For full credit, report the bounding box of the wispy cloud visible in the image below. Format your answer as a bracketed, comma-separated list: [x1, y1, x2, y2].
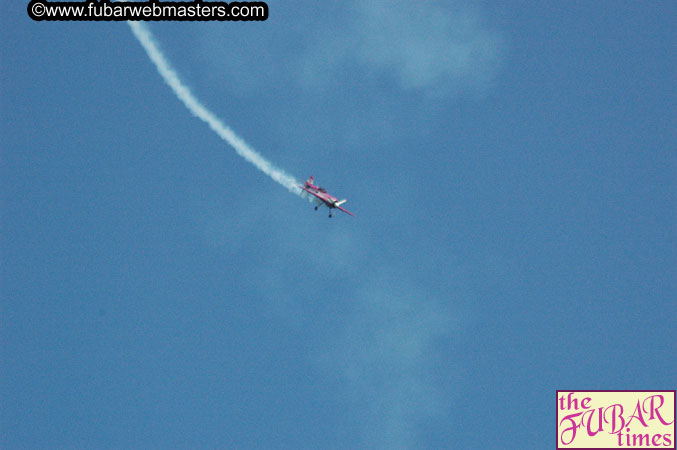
[188, 182, 461, 448]
[298, 0, 503, 96]
[317, 271, 459, 449]
[197, 1, 503, 98]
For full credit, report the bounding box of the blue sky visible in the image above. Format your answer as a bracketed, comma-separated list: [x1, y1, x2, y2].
[2, 1, 675, 449]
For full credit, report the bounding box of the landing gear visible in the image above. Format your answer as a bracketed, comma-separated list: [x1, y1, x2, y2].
[314, 206, 318, 210]
[329, 212, 333, 218]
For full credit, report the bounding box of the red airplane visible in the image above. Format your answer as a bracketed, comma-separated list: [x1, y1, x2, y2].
[300, 176, 354, 218]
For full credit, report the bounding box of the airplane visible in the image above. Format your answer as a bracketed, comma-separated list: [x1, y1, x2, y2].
[300, 176, 354, 218]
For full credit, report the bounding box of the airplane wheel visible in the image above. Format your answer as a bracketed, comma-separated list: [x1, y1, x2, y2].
[314, 206, 318, 210]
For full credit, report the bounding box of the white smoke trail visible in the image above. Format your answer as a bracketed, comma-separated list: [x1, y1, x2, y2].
[127, 21, 301, 194]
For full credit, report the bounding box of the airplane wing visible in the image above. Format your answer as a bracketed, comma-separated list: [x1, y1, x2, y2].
[300, 185, 325, 200]
[336, 205, 355, 216]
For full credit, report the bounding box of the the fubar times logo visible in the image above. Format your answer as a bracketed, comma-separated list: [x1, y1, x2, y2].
[557, 390, 675, 449]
